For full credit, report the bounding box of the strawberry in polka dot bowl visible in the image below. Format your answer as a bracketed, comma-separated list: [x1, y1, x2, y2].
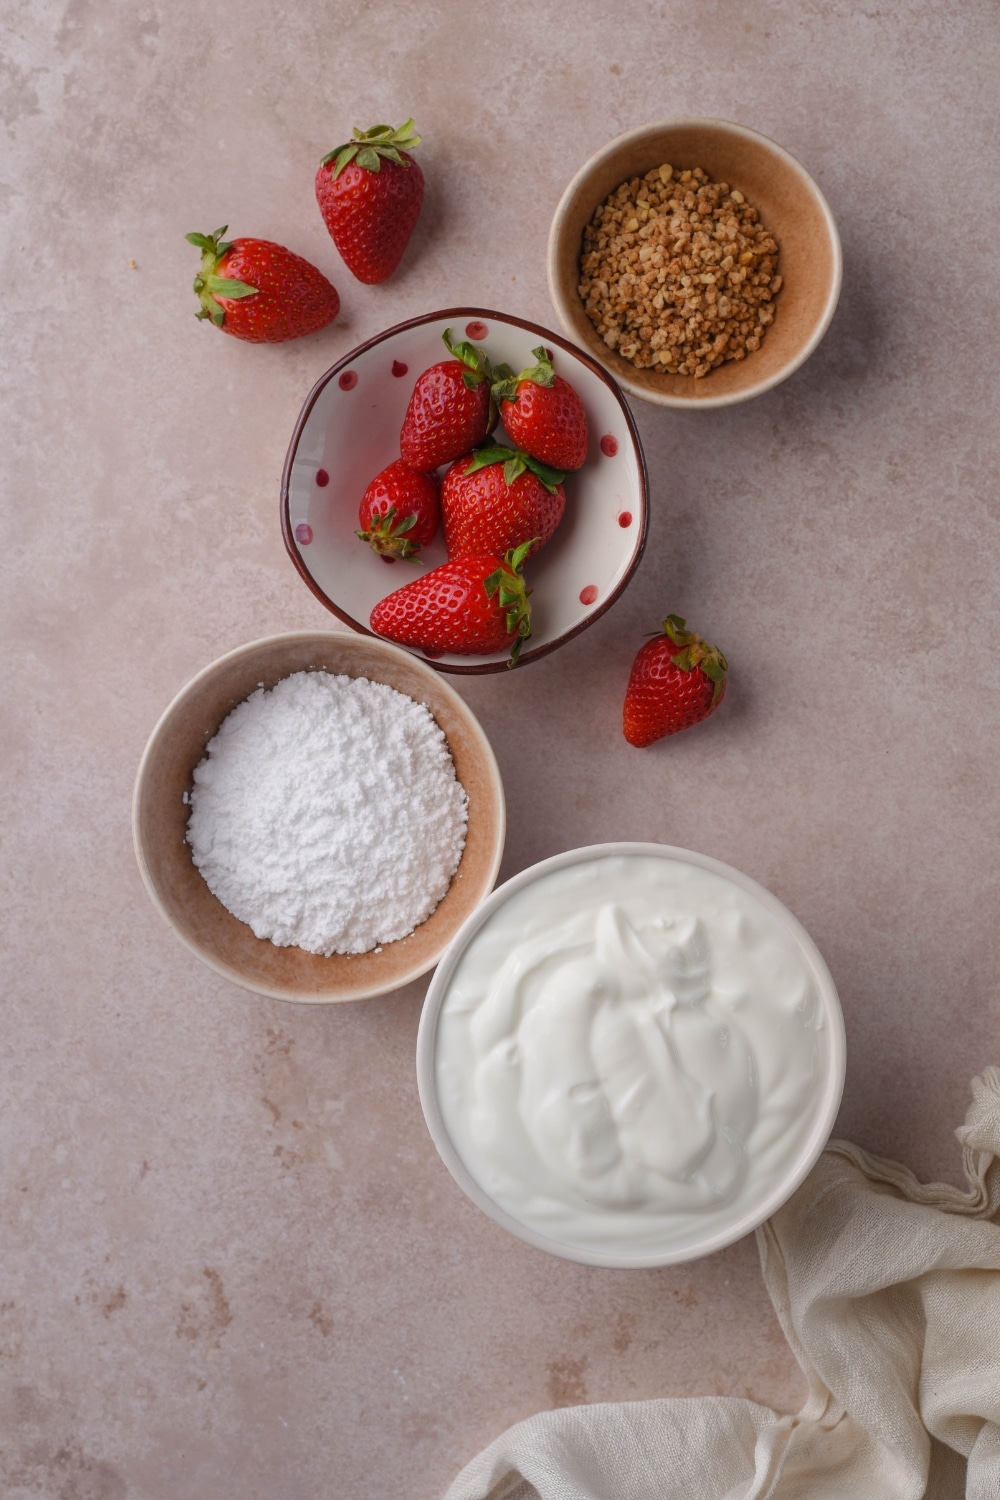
[280, 308, 647, 673]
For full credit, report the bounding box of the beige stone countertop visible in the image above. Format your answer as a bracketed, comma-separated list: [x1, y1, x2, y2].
[4, 2, 999, 1496]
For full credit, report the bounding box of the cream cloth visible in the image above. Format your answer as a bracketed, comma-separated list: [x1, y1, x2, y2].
[445, 1068, 1000, 1500]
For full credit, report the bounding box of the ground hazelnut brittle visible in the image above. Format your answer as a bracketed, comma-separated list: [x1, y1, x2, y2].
[578, 164, 782, 378]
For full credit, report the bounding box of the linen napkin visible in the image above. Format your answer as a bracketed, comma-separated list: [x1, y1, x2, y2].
[445, 1067, 1000, 1500]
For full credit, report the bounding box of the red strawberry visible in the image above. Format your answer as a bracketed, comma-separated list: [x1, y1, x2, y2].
[623, 615, 728, 746]
[315, 120, 424, 285]
[186, 227, 339, 343]
[399, 329, 497, 472]
[492, 346, 589, 471]
[356, 459, 440, 561]
[441, 446, 565, 560]
[370, 543, 534, 665]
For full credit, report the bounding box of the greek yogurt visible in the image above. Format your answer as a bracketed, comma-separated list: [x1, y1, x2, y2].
[423, 846, 844, 1264]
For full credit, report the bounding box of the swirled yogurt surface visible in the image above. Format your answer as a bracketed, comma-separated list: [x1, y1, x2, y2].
[432, 851, 839, 1259]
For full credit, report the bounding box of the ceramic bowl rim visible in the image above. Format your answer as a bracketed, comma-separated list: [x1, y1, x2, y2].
[547, 116, 843, 410]
[279, 306, 649, 673]
[416, 840, 847, 1268]
[132, 630, 506, 1003]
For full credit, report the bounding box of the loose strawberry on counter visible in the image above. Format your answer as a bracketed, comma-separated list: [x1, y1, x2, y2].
[186, 227, 340, 342]
[400, 329, 497, 472]
[442, 446, 565, 560]
[623, 615, 728, 746]
[370, 542, 534, 665]
[315, 120, 424, 285]
[356, 459, 440, 561]
[492, 346, 589, 471]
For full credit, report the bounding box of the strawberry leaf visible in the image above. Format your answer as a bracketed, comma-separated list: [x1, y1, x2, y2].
[442, 327, 490, 385]
[489, 363, 520, 405]
[189, 230, 259, 327]
[493, 347, 558, 407]
[389, 119, 422, 151]
[520, 453, 565, 492]
[185, 226, 232, 254]
[670, 646, 700, 672]
[515, 345, 556, 389]
[508, 539, 535, 573]
[662, 614, 690, 644]
[464, 445, 515, 475]
[322, 142, 358, 173]
[356, 505, 424, 561]
[482, 543, 534, 665]
[462, 445, 564, 493]
[657, 612, 728, 690]
[502, 454, 528, 486]
[323, 121, 422, 176]
[204, 275, 258, 299]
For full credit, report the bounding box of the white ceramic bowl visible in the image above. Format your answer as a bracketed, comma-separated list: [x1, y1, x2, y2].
[548, 118, 842, 409]
[133, 631, 505, 1003]
[281, 308, 648, 673]
[417, 842, 846, 1267]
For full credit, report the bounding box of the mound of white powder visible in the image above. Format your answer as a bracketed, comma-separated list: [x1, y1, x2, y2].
[185, 671, 469, 956]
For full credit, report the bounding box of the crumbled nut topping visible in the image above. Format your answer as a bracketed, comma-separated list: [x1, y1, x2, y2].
[578, 165, 783, 379]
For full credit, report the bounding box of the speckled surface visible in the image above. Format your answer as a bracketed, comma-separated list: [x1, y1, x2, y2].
[3, 2, 999, 1496]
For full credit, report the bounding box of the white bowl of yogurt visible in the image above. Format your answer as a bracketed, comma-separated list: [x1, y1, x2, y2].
[416, 843, 846, 1268]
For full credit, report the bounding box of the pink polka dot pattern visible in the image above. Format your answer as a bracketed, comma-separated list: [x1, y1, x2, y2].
[315, 469, 329, 487]
[339, 370, 358, 390]
[465, 321, 488, 340]
[294, 523, 313, 545]
[579, 584, 598, 605]
[391, 360, 408, 377]
[618, 511, 633, 528]
[600, 434, 619, 457]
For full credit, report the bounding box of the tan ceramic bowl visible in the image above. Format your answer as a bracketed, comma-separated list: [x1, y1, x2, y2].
[132, 632, 505, 1003]
[548, 117, 842, 409]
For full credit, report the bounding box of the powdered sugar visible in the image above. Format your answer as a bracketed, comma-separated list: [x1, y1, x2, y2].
[186, 671, 468, 956]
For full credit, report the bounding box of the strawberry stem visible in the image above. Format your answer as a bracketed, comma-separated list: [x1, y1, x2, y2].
[355, 505, 424, 562]
[491, 345, 556, 405]
[483, 542, 535, 666]
[321, 120, 422, 177]
[659, 614, 729, 705]
[463, 444, 565, 493]
[442, 327, 492, 390]
[186, 227, 257, 327]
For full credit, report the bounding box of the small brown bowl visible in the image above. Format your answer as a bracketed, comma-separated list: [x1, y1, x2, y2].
[548, 117, 842, 409]
[132, 632, 505, 1003]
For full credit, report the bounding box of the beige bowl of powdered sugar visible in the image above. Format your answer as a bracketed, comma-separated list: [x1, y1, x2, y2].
[133, 632, 505, 1003]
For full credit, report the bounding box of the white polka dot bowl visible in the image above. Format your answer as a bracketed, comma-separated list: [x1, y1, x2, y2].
[281, 308, 648, 674]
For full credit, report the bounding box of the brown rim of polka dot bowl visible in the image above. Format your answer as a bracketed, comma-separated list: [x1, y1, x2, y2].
[547, 118, 842, 409]
[280, 308, 648, 675]
[132, 631, 506, 1004]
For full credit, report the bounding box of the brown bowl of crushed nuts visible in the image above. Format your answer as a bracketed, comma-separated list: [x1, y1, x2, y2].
[548, 117, 841, 408]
